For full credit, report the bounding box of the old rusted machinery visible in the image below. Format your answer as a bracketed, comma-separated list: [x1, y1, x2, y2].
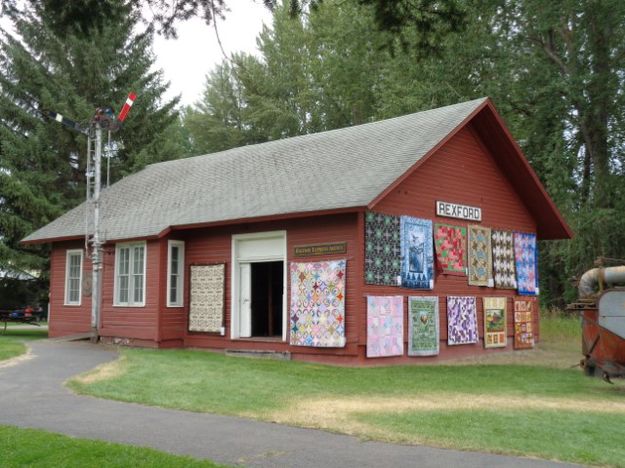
[569, 264, 625, 381]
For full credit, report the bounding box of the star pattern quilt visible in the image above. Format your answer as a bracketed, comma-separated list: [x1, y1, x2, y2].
[366, 296, 404, 357]
[434, 224, 467, 275]
[447, 296, 478, 345]
[491, 230, 517, 289]
[365, 211, 401, 286]
[408, 296, 439, 356]
[289, 259, 347, 347]
[400, 216, 434, 289]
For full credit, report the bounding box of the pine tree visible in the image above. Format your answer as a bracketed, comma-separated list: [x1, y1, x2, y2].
[0, 1, 180, 278]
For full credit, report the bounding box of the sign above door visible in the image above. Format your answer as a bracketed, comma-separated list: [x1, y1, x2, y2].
[294, 242, 347, 257]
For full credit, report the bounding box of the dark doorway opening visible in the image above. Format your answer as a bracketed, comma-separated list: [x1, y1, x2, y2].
[251, 261, 283, 337]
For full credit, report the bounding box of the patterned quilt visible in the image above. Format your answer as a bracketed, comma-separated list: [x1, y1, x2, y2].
[468, 225, 493, 286]
[447, 296, 478, 345]
[365, 211, 401, 286]
[188, 264, 225, 332]
[483, 296, 507, 348]
[290, 259, 347, 347]
[434, 224, 467, 275]
[366, 296, 404, 357]
[513, 297, 535, 349]
[514, 232, 538, 295]
[400, 216, 434, 289]
[491, 230, 517, 289]
[408, 296, 439, 356]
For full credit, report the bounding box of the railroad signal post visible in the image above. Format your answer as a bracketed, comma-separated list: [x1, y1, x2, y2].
[45, 93, 136, 340]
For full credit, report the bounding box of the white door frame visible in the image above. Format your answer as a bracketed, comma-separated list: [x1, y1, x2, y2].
[231, 230, 287, 341]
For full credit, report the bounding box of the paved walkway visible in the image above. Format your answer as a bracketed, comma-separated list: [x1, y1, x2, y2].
[0, 340, 576, 467]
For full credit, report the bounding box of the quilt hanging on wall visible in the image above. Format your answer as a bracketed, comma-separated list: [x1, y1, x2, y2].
[513, 298, 535, 349]
[468, 225, 493, 286]
[482, 297, 507, 348]
[447, 296, 478, 345]
[491, 230, 517, 289]
[188, 264, 225, 332]
[400, 216, 434, 289]
[365, 211, 401, 286]
[289, 259, 347, 348]
[434, 224, 467, 275]
[408, 296, 439, 356]
[366, 296, 404, 357]
[514, 232, 538, 295]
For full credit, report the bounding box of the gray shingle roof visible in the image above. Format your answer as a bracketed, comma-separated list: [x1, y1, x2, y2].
[23, 98, 487, 243]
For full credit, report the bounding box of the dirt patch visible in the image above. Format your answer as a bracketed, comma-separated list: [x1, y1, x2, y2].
[0, 345, 34, 369]
[268, 393, 625, 434]
[72, 355, 127, 384]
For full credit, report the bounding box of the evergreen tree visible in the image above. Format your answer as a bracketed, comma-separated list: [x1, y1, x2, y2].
[0, 1, 180, 277]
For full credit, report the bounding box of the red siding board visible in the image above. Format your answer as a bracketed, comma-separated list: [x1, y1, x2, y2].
[49, 241, 91, 337]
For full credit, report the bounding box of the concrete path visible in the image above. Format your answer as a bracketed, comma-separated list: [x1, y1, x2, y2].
[0, 340, 576, 468]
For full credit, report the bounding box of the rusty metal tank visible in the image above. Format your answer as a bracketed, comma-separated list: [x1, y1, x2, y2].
[572, 266, 625, 380]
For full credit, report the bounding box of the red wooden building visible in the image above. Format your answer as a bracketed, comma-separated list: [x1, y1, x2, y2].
[23, 98, 571, 364]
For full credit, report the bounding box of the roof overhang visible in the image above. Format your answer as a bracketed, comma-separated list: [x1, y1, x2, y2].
[21, 206, 366, 245]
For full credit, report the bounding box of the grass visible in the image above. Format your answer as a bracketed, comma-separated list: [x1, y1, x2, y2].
[0, 327, 48, 362]
[358, 409, 625, 467]
[0, 425, 225, 467]
[69, 314, 625, 466]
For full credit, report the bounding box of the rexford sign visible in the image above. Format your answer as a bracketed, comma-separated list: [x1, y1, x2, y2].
[436, 201, 482, 222]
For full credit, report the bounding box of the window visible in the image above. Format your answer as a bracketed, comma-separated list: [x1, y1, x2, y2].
[64, 250, 83, 305]
[167, 240, 185, 307]
[114, 242, 146, 306]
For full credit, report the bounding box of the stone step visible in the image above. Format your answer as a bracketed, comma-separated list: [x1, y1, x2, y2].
[224, 349, 291, 361]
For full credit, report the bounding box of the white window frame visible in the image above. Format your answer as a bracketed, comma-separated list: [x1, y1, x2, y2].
[113, 241, 147, 307]
[64, 249, 83, 306]
[166, 240, 185, 307]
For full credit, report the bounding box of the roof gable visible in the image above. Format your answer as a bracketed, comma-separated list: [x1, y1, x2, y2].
[369, 100, 572, 240]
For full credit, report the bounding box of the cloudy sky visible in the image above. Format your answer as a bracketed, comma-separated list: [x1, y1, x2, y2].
[152, 2, 273, 107]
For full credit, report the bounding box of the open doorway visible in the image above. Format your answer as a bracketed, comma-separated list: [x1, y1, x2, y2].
[232, 231, 287, 341]
[250, 261, 283, 337]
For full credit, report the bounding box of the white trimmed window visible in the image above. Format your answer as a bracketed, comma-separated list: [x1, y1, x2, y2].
[114, 242, 146, 306]
[167, 240, 185, 307]
[64, 249, 83, 305]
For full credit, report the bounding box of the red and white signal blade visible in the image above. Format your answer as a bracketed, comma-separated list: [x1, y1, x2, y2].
[117, 92, 136, 122]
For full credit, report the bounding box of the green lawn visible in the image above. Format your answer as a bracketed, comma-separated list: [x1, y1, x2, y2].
[0, 425, 225, 467]
[69, 314, 625, 466]
[0, 328, 48, 361]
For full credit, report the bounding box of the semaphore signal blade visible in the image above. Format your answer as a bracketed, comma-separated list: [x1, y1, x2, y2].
[46, 110, 88, 135]
[117, 92, 136, 123]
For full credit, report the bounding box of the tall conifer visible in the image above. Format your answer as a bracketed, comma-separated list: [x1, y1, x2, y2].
[0, 1, 179, 277]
